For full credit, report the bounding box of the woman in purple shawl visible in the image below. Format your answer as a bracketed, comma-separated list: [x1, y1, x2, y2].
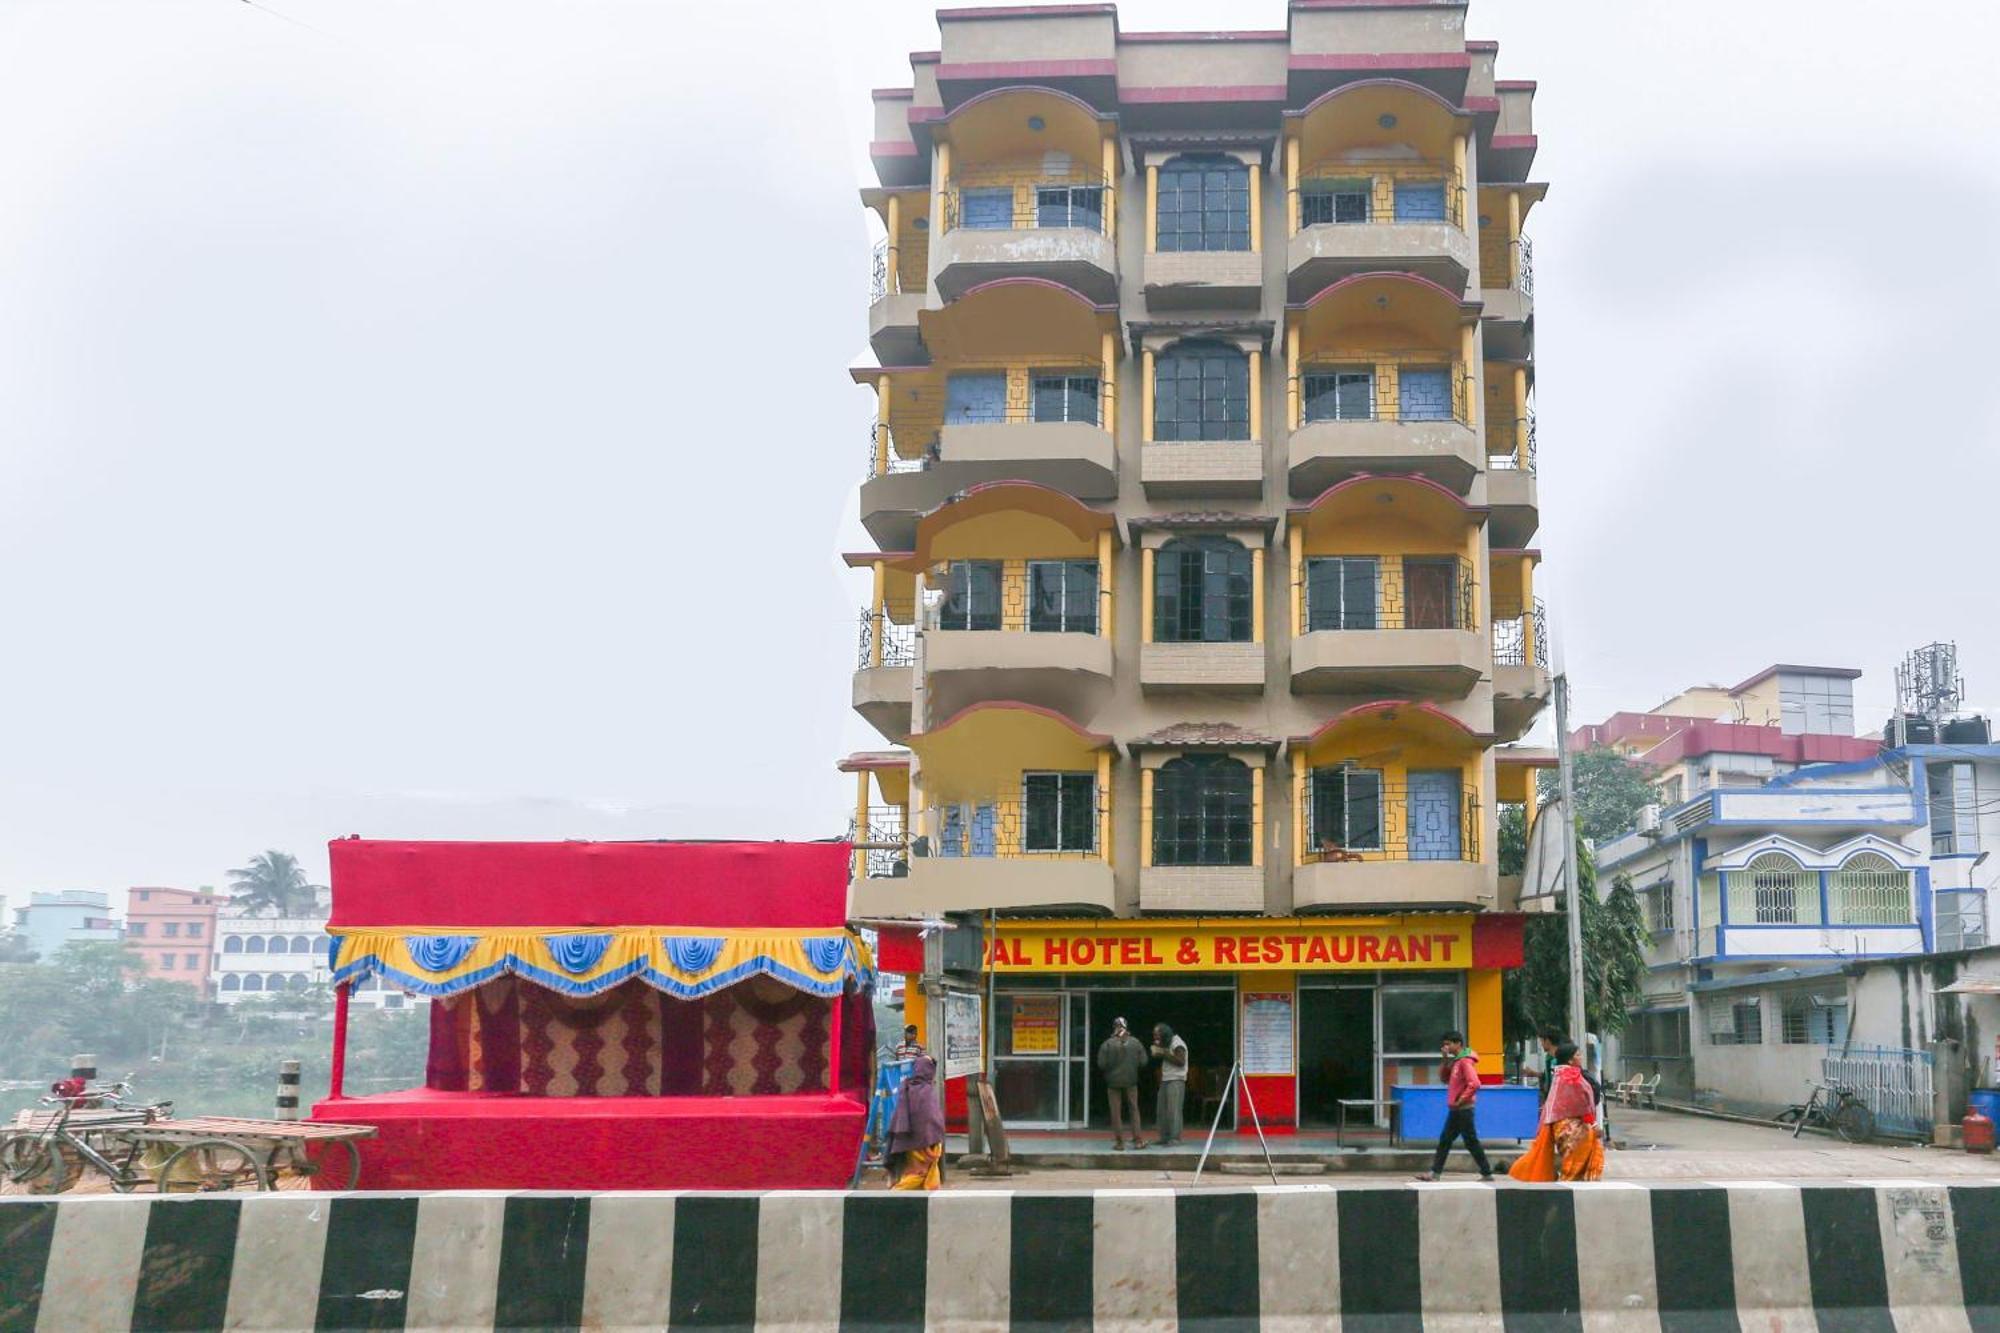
[887, 1054, 946, 1190]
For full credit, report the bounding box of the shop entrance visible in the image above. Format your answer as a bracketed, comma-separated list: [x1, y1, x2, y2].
[1297, 987, 1375, 1127]
[1081, 987, 1236, 1134]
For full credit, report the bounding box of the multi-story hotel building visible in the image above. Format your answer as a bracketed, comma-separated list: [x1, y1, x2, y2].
[843, 1, 1549, 1132]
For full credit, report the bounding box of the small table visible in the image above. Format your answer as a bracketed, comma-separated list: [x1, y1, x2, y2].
[1335, 1098, 1396, 1147]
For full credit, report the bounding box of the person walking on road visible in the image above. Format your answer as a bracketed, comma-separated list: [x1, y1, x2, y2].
[1510, 1041, 1605, 1181]
[1097, 1017, 1148, 1149]
[1416, 1030, 1492, 1181]
[1151, 1023, 1189, 1146]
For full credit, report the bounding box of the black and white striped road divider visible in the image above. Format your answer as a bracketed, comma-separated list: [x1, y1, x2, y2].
[3, 1181, 1997, 1331]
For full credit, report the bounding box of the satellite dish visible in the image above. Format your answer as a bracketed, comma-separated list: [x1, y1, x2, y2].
[1520, 796, 1570, 906]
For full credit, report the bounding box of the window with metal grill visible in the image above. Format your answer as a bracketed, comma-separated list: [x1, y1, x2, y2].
[1736, 851, 1816, 924]
[1153, 536, 1252, 643]
[1779, 990, 1849, 1046]
[1152, 754, 1253, 867]
[1302, 368, 1374, 422]
[1300, 181, 1371, 227]
[1305, 556, 1378, 631]
[1031, 371, 1100, 425]
[1393, 179, 1447, 222]
[1153, 341, 1250, 441]
[1036, 185, 1103, 231]
[937, 560, 1002, 631]
[1829, 852, 1913, 925]
[1027, 560, 1098, 634]
[1155, 154, 1250, 253]
[1310, 766, 1384, 853]
[1023, 773, 1096, 853]
[1704, 994, 1762, 1046]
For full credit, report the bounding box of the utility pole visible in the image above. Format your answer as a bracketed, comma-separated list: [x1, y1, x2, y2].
[1552, 671, 1587, 1046]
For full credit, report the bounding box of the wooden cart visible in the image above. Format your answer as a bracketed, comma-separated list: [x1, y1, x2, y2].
[5, 1108, 376, 1193]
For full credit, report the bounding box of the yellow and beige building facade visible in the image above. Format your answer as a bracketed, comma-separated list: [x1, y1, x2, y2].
[845, 1, 1548, 1131]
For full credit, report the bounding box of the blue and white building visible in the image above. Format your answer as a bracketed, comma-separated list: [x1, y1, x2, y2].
[1599, 743, 1998, 1121]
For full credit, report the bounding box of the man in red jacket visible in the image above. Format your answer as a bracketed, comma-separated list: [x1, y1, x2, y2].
[1417, 1029, 1493, 1181]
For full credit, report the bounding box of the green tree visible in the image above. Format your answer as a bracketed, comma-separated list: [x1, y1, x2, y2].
[1497, 805, 1527, 877]
[0, 933, 36, 965]
[1541, 745, 1657, 845]
[228, 850, 321, 917]
[1503, 846, 1649, 1043]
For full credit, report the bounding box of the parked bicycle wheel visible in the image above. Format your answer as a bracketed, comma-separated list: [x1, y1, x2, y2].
[156, 1139, 271, 1193]
[0, 1136, 81, 1195]
[1834, 1099, 1875, 1144]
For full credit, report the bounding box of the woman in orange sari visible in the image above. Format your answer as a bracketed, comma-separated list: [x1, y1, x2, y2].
[1509, 1042, 1605, 1182]
[887, 1055, 946, 1190]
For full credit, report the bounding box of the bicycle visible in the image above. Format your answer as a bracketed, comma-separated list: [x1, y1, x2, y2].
[1776, 1080, 1875, 1143]
[0, 1077, 196, 1195]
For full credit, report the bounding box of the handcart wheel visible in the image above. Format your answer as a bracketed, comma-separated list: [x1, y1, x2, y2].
[157, 1138, 272, 1193]
[271, 1139, 361, 1191]
[0, 1134, 77, 1194]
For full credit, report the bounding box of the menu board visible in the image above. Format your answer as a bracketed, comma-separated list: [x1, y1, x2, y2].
[943, 990, 985, 1081]
[1010, 996, 1062, 1055]
[1241, 991, 1295, 1076]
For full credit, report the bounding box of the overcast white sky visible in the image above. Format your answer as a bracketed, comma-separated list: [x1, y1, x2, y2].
[1, 0, 1995, 898]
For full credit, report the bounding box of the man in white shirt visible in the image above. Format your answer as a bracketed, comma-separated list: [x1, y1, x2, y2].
[1151, 1023, 1190, 1146]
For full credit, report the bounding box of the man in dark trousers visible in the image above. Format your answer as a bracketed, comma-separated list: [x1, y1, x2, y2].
[1096, 1017, 1148, 1150]
[1417, 1029, 1492, 1181]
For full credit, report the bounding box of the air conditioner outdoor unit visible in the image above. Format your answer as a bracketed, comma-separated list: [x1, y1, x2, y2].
[1637, 804, 1663, 836]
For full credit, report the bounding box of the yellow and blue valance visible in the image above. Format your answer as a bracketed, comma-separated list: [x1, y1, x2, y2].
[329, 928, 875, 1000]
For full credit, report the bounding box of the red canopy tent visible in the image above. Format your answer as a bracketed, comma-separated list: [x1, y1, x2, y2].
[308, 838, 874, 1190]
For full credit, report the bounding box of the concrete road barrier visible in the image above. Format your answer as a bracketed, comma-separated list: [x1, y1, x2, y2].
[3, 1181, 1997, 1330]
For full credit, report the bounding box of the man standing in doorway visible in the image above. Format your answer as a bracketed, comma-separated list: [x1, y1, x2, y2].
[1151, 1023, 1189, 1146]
[1417, 1030, 1493, 1181]
[1097, 1017, 1148, 1150]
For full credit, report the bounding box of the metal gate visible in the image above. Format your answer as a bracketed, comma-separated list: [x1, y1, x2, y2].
[1822, 1046, 1933, 1137]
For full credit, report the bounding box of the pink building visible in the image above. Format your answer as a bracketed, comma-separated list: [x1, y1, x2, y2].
[125, 887, 221, 994]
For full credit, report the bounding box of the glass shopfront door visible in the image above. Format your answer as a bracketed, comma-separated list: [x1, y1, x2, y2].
[992, 991, 1090, 1128]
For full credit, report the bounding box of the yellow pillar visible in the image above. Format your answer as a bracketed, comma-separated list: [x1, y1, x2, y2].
[1101, 331, 1117, 435]
[1291, 750, 1306, 865]
[1097, 530, 1114, 636]
[1523, 769, 1540, 830]
[1247, 161, 1262, 252]
[868, 560, 887, 668]
[1141, 347, 1155, 442]
[1506, 189, 1522, 285]
[936, 141, 951, 229]
[1140, 768, 1155, 869]
[1248, 348, 1263, 441]
[1251, 765, 1265, 868]
[1451, 134, 1468, 228]
[1468, 969, 1504, 1077]
[852, 771, 870, 881]
[1458, 324, 1476, 428]
[1145, 164, 1159, 252]
[885, 194, 901, 294]
[1101, 134, 1118, 241]
[1097, 750, 1113, 867]
[1513, 365, 1530, 464]
[1285, 136, 1300, 236]
[875, 374, 892, 476]
[904, 986, 927, 1044]
[1251, 546, 1266, 644]
[1140, 546, 1155, 644]
[1287, 523, 1303, 636]
[1285, 324, 1300, 430]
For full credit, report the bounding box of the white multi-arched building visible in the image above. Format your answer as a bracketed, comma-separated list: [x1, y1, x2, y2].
[211, 915, 410, 1009]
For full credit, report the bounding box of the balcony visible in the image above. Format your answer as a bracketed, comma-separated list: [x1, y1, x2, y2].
[1290, 555, 1483, 697]
[853, 610, 915, 743]
[923, 594, 1113, 724]
[1480, 234, 1534, 359]
[1293, 778, 1491, 911]
[1485, 411, 1539, 547]
[1491, 599, 1550, 743]
[868, 238, 927, 365]
[853, 786, 1115, 917]
[934, 174, 1118, 303]
[1286, 176, 1472, 301]
[1287, 360, 1480, 496]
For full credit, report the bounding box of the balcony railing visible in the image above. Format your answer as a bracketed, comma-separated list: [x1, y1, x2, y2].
[1296, 555, 1478, 635]
[869, 238, 927, 302]
[941, 174, 1113, 235]
[1487, 412, 1537, 473]
[865, 419, 930, 480]
[1292, 172, 1467, 232]
[847, 805, 910, 880]
[911, 786, 1107, 862]
[1492, 598, 1548, 669]
[923, 570, 1101, 636]
[857, 609, 916, 669]
[1298, 778, 1481, 865]
[1292, 362, 1472, 429]
[1514, 235, 1534, 300]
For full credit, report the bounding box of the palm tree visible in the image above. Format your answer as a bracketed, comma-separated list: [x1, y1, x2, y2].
[228, 850, 322, 918]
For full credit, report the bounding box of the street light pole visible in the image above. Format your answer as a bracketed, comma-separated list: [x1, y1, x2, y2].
[1552, 671, 1587, 1046]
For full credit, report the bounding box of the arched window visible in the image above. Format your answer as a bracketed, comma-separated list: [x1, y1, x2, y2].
[1153, 340, 1250, 442]
[223, 936, 243, 954]
[287, 973, 309, 992]
[242, 974, 264, 993]
[1156, 154, 1250, 253]
[269, 974, 289, 992]
[1153, 537, 1252, 643]
[291, 935, 313, 954]
[220, 973, 241, 992]
[245, 936, 266, 954]
[1153, 754, 1254, 866]
[1736, 851, 1818, 925]
[1830, 852, 1913, 925]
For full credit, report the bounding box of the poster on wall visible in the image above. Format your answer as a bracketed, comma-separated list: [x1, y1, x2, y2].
[943, 990, 984, 1081]
[1010, 996, 1061, 1055]
[1241, 991, 1295, 1076]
